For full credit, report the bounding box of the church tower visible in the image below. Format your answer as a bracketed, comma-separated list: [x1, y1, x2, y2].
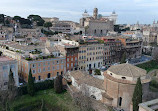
[93, 8, 98, 19]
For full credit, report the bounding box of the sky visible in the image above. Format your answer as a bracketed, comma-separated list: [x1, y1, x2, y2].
[1, 0, 158, 24]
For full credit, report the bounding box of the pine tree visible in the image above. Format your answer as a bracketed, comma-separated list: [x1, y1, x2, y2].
[27, 68, 35, 96]
[54, 75, 63, 93]
[6, 102, 10, 111]
[8, 69, 17, 100]
[120, 52, 126, 64]
[132, 77, 142, 111]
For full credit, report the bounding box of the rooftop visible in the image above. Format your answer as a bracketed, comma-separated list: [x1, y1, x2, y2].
[67, 70, 105, 90]
[108, 63, 147, 78]
[0, 56, 13, 62]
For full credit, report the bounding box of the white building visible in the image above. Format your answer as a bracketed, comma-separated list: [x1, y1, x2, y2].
[0, 56, 19, 90]
[66, 70, 105, 100]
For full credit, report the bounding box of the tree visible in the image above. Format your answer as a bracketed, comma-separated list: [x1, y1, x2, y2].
[44, 22, 52, 30]
[13, 16, 31, 26]
[27, 69, 35, 96]
[0, 14, 5, 25]
[132, 77, 142, 111]
[120, 52, 126, 64]
[94, 69, 101, 75]
[28, 15, 45, 26]
[54, 75, 63, 93]
[6, 102, 10, 111]
[8, 69, 17, 100]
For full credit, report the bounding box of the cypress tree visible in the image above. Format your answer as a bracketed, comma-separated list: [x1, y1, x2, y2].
[8, 68, 17, 100]
[54, 75, 63, 93]
[27, 68, 35, 96]
[120, 52, 126, 64]
[132, 77, 142, 111]
[8, 69, 15, 91]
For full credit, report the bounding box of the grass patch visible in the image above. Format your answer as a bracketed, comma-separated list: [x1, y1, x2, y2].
[136, 60, 158, 73]
[6, 89, 79, 111]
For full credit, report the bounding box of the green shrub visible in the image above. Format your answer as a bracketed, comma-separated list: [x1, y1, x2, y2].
[150, 80, 158, 88]
[35, 80, 54, 92]
[18, 80, 54, 95]
[94, 69, 101, 75]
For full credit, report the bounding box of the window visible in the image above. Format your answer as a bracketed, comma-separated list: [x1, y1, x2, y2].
[122, 77, 126, 79]
[38, 63, 41, 67]
[71, 63, 73, 67]
[71, 58, 73, 61]
[61, 65, 63, 69]
[32, 70, 36, 74]
[38, 76, 41, 80]
[3, 72, 8, 78]
[57, 65, 59, 70]
[10, 64, 15, 69]
[67, 58, 69, 62]
[32, 64, 36, 68]
[4, 82, 8, 85]
[57, 72, 59, 76]
[3, 66, 8, 70]
[57, 60, 59, 64]
[94, 29, 96, 34]
[118, 97, 122, 106]
[43, 62, 46, 66]
[38, 68, 41, 73]
[61, 71, 63, 76]
[48, 67, 50, 71]
[47, 73, 51, 78]
[67, 64, 69, 67]
[52, 66, 55, 70]
[75, 57, 77, 61]
[43, 68, 45, 72]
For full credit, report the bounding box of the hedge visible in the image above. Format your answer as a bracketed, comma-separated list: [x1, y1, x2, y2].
[18, 80, 54, 95]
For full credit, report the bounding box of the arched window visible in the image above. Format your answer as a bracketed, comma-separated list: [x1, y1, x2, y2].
[118, 97, 122, 106]
[101, 30, 103, 35]
[94, 29, 96, 34]
[47, 73, 51, 78]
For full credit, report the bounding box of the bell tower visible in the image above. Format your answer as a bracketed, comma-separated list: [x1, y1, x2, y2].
[93, 8, 98, 19]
